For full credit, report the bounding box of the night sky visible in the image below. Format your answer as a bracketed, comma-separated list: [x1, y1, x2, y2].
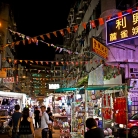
[11, 1, 75, 61]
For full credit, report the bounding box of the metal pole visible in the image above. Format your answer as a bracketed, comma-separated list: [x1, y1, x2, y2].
[125, 84, 128, 138]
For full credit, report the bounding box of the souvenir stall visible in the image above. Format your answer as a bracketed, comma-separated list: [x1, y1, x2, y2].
[0, 91, 27, 134]
[53, 89, 79, 138]
[55, 84, 129, 138]
[55, 88, 85, 138]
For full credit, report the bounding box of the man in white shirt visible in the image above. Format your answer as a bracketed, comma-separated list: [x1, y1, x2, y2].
[41, 105, 52, 138]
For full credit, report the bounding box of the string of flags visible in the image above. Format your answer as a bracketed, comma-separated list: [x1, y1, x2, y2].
[5, 8, 137, 45]
[6, 59, 101, 65]
[7, 29, 78, 55]
[2, 7, 136, 52]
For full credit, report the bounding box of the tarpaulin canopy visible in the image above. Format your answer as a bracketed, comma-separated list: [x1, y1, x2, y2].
[55, 85, 131, 93]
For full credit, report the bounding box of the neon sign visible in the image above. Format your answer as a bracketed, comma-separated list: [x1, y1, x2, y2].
[106, 10, 138, 45]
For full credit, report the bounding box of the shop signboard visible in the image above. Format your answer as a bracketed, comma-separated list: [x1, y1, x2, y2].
[0, 70, 7, 78]
[106, 10, 138, 45]
[49, 84, 60, 89]
[91, 38, 108, 59]
[3, 77, 14, 83]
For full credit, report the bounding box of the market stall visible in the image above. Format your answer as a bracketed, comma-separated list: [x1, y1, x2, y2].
[0, 91, 27, 134]
[55, 84, 130, 138]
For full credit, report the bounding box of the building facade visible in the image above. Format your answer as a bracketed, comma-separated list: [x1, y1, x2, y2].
[0, 2, 16, 90]
[64, 0, 138, 87]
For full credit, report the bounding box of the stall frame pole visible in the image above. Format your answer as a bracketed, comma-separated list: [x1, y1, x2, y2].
[125, 84, 128, 138]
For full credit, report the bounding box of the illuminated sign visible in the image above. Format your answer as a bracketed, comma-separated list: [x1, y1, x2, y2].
[91, 38, 108, 59]
[106, 10, 138, 45]
[49, 84, 60, 89]
[3, 77, 14, 83]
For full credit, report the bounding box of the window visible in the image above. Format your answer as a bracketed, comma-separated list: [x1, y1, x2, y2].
[55, 72, 61, 76]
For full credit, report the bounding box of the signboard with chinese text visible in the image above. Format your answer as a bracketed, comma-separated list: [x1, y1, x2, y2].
[91, 38, 108, 59]
[0, 70, 7, 78]
[106, 10, 138, 45]
[3, 77, 14, 83]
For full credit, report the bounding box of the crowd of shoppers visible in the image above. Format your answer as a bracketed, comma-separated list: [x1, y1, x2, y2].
[11, 105, 53, 138]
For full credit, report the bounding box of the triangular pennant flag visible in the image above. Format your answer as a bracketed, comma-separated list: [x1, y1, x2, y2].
[33, 37, 37, 43]
[46, 33, 50, 39]
[117, 12, 122, 19]
[15, 41, 20, 45]
[82, 22, 86, 29]
[59, 48, 63, 53]
[55, 47, 60, 51]
[40, 61, 43, 65]
[67, 27, 71, 33]
[127, 8, 133, 14]
[14, 60, 17, 64]
[38, 70, 41, 73]
[23, 40, 25, 45]
[74, 25, 78, 32]
[90, 20, 96, 28]
[25, 60, 28, 63]
[59, 30, 64, 36]
[53, 31, 57, 37]
[99, 18, 104, 25]
[36, 61, 38, 64]
[107, 15, 111, 20]
[11, 42, 15, 47]
[28, 38, 32, 44]
[40, 35, 44, 40]
[46, 61, 48, 64]
[19, 60, 22, 63]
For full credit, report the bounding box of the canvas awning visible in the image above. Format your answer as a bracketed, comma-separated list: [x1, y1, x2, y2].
[55, 85, 131, 93]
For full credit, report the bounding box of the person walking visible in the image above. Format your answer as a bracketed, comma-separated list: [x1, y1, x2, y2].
[12, 105, 22, 138]
[34, 107, 40, 129]
[41, 105, 52, 138]
[17, 108, 35, 138]
[46, 107, 54, 133]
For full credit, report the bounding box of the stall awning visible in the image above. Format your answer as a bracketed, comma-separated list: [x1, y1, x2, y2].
[55, 85, 132, 93]
[55, 88, 77, 92]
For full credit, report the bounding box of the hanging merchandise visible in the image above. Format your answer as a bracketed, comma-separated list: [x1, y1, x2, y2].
[114, 97, 126, 124]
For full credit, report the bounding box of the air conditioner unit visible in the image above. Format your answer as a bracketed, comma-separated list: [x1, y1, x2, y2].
[133, 68, 138, 72]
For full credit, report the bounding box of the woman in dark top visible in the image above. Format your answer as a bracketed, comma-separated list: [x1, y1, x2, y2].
[85, 118, 104, 138]
[46, 107, 54, 132]
[17, 108, 35, 138]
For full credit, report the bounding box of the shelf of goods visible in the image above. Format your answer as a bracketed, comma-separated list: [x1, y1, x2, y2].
[71, 102, 84, 138]
[53, 115, 71, 138]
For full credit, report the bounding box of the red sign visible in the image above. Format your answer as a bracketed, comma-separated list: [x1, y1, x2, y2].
[3, 77, 14, 83]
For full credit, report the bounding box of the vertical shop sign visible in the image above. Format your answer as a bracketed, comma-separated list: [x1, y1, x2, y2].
[91, 38, 108, 59]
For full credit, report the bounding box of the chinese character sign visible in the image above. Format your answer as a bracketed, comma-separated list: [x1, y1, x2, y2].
[106, 11, 138, 45]
[3, 77, 14, 83]
[91, 38, 108, 59]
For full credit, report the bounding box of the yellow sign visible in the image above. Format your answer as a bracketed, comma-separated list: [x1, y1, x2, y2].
[0, 70, 7, 78]
[92, 38, 108, 59]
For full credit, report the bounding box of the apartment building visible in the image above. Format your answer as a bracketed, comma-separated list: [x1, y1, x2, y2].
[63, 0, 138, 87]
[0, 2, 16, 90]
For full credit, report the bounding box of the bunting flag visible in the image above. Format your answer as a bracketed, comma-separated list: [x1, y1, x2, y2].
[53, 31, 57, 37]
[59, 29, 64, 36]
[8, 29, 76, 55]
[46, 33, 50, 39]
[4, 58, 105, 66]
[4, 7, 136, 50]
